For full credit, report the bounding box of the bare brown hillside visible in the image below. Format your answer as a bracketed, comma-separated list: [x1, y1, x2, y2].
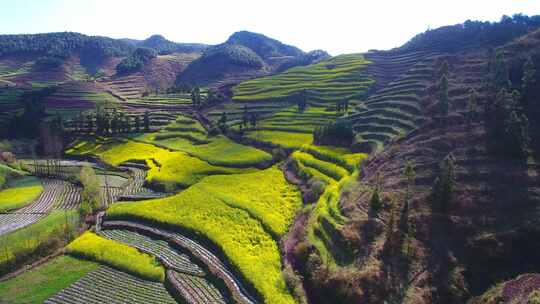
[296, 29, 540, 304]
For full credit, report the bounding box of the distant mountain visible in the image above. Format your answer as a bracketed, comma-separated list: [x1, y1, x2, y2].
[177, 30, 329, 87]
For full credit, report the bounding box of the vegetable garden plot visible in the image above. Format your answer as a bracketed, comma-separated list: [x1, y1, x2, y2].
[102, 220, 257, 304]
[168, 270, 227, 304]
[0, 179, 65, 236]
[44, 266, 176, 304]
[99, 229, 204, 276]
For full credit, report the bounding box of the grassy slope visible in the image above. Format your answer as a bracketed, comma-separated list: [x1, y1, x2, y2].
[67, 231, 165, 282]
[0, 176, 43, 212]
[107, 166, 300, 304]
[0, 255, 98, 304]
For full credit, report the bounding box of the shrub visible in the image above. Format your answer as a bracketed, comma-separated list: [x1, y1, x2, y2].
[313, 122, 354, 147]
[116, 47, 157, 74]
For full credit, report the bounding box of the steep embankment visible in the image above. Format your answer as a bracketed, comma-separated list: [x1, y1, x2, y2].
[300, 27, 540, 304]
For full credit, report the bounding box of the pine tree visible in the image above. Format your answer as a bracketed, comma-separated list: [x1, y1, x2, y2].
[135, 116, 141, 133]
[143, 111, 150, 132]
[438, 74, 449, 115]
[522, 56, 537, 111]
[403, 160, 416, 201]
[491, 50, 511, 90]
[439, 59, 449, 77]
[432, 154, 456, 212]
[467, 88, 478, 123]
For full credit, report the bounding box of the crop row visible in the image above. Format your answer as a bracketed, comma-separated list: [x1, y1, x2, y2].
[0, 179, 65, 235]
[102, 220, 257, 304]
[99, 229, 204, 276]
[168, 270, 227, 304]
[44, 266, 176, 304]
[53, 182, 82, 210]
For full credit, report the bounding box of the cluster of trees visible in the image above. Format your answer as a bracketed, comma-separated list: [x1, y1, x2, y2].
[0, 32, 133, 60]
[116, 47, 157, 74]
[6, 86, 57, 138]
[137, 34, 207, 55]
[218, 106, 259, 134]
[485, 50, 535, 158]
[69, 108, 150, 135]
[313, 122, 354, 147]
[403, 14, 540, 52]
[78, 165, 102, 219]
[190, 87, 227, 109]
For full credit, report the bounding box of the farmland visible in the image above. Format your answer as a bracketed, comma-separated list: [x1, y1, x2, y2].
[106, 165, 301, 304]
[0, 176, 43, 212]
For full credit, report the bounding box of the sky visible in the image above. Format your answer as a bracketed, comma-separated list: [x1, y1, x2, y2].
[0, 0, 538, 55]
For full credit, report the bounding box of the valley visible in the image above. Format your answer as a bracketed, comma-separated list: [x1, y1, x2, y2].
[0, 12, 539, 304]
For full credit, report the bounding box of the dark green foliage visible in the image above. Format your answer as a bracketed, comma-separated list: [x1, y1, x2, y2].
[116, 47, 157, 74]
[521, 56, 537, 112]
[298, 90, 307, 113]
[0, 32, 133, 58]
[313, 122, 354, 147]
[201, 44, 264, 68]
[34, 56, 64, 70]
[403, 160, 416, 201]
[7, 86, 56, 138]
[190, 87, 202, 109]
[135, 116, 141, 133]
[137, 34, 207, 55]
[402, 14, 540, 52]
[206, 89, 227, 105]
[486, 89, 530, 158]
[218, 112, 228, 133]
[466, 88, 478, 123]
[226, 31, 304, 59]
[370, 186, 382, 213]
[438, 75, 449, 115]
[432, 154, 456, 212]
[144, 111, 150, 132]
[488, 50, 511, 90]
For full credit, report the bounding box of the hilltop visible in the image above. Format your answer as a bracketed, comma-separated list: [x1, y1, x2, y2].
[176, 31, 330, 88]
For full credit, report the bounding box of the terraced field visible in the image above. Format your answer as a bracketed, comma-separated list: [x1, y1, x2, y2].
[168, 271, 227, 304]
[104, 74, 147, 101]
[102, 220, 257, 304]
[243, 106, 339, 150]
[0, 176, 43, 212]
[42, 82, 119, 110]
[338, 50, 441, 151]
[45, 266, 176, 304]
[233, 53, 372, 104]
[99, 229, 204, 276]
[0, 179, 67, 236]
[106, 164, 301, 303]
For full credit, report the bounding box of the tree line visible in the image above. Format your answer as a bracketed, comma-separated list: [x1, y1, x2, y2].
[67, 108, 151, 135]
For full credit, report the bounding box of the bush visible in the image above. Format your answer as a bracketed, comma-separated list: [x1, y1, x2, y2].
[313, 122, 354, 147]
[116, 47, 157, 74]
[34, 56, 64, 70]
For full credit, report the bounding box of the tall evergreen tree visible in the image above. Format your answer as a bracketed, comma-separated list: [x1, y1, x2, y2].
[432, 154, 456, 212]
[521, 56, 537, 111]
[467, 88, 478, 123]
[491, 50, 511, 90]
[143, 111, 150, 132]
[438, 74, 449, 115]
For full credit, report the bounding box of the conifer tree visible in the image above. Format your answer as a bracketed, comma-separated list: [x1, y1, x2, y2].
[438, 74, 449, 115]
[432, 154, 456, 212]
[467, 88, 478, 123]
[143, 111, 150, 132]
